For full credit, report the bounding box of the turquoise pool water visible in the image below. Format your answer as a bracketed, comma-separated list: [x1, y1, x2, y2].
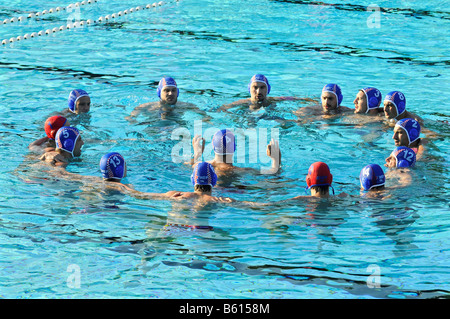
[0, 0, 449, 299]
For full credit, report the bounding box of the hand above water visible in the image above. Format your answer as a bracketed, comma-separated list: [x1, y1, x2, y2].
[192, 135, 205, 162]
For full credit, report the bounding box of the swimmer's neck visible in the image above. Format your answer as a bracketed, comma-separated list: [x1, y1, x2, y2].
[56, 149, 74, 160]
[409, 139, 421, 148]
[394, 111, 408, 121]
[249, 98, 270, 109]
[104, 179, 122, 183]
[214, 154, 234, 165]
[310, 189, 330, 198]
[323, 106, 340, 115]
[194, 189, 212, 196]
[159, 100, 177, 107]
[367, 108, 381, 116]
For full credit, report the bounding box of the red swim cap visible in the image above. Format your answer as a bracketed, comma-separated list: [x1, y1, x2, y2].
[45, 116, 67, 140]
[306, 162, 333, 189]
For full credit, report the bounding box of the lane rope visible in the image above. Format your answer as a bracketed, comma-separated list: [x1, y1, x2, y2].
[1, 1, 177, 45]
[1, 0, 99, 26]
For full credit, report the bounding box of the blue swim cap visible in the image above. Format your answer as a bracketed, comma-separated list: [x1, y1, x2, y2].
[55, 126, 80, 157]
[322, 83, 343, 106]
[100, 152, 126, 180]
[391, 146, 416, 168]
[191, 162, 217, 187]
[384, 91, 406, 117]
[248, 74, 271, 94]
[395, 118, 421, 145]
[212, 129, 236, 155]
[157, 77, 179, 98]
[360, 164, 385, 191]
[68, 89, 89, 113]
[362, 87, 382, 111]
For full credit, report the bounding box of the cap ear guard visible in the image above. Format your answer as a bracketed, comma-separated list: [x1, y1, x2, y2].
[404, 127, 419, 145]
[397, 92, 406, 114]
[397, 101, 406, 114]
[330, 185, 335, 195]
[360, 178, 370, 191]
[190, 172, 195, 186]
[47, 126, 59, 140]
[337, 93, 343, 106]
[397, 160, 410, 168]
[409, 129, 419, 143]
[368, 96, 379, 108]
[112, 164, 124, 179]
[63, 139, 74, 151]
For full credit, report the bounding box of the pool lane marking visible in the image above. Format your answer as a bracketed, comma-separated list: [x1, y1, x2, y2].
[1, 0, 99, 26]
[1, 1, 178, 45]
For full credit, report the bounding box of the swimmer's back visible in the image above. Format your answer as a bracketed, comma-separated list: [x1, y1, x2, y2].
[39, 151, 68, 167]
[167, 191, 233, 203]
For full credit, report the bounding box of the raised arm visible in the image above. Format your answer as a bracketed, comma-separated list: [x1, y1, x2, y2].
[270, 96, 316, 103]
[218, 99, 250, 112]
[120, 184, 179, 200]
[39, 152, 69, 168]
[28, 136, 50, 153]
[260, 138, 281, 174]
[385, 169, 412, 188]
[125, 102, 154, 122]
[184, 135, 205, 166]
[182, 103, 213, 123]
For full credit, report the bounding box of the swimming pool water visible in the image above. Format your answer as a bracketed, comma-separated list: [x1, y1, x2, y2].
[0, 0, 449, 299]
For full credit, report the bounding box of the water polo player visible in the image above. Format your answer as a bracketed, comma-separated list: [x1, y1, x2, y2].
[353, 87, 383, 116]
[40, 126, 84, 167]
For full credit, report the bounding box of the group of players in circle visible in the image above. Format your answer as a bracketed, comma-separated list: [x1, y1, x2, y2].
[28, 74, 426, 204]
